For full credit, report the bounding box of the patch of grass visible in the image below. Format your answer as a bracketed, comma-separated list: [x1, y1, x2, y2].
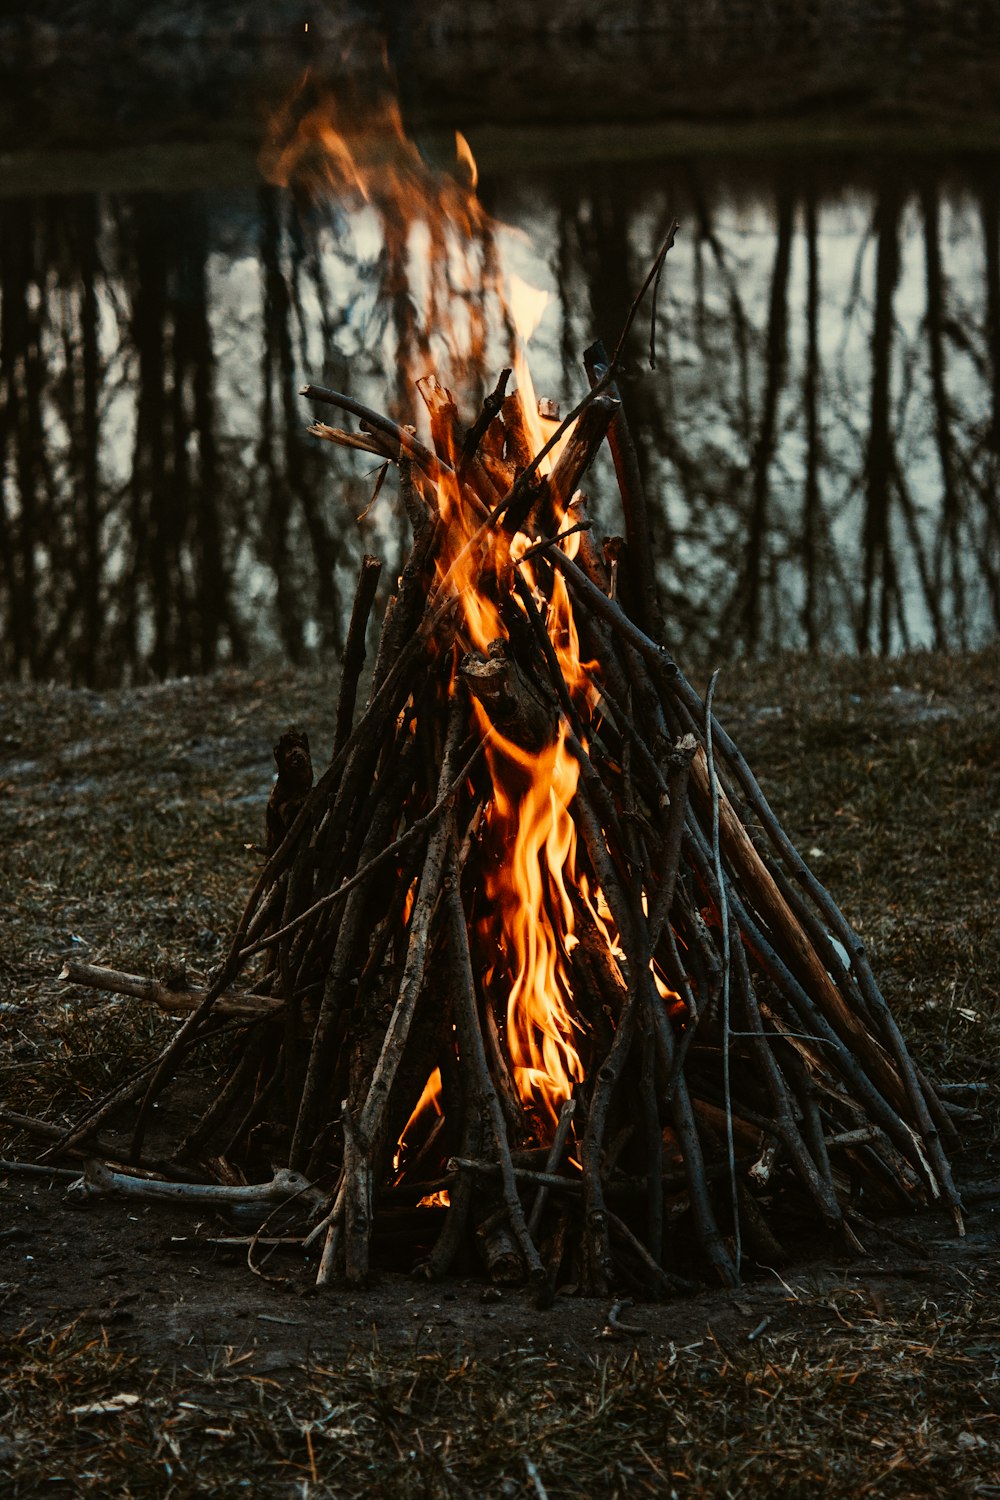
[0, 668, 337, 1118]
[3, 1270, 1000, 1497]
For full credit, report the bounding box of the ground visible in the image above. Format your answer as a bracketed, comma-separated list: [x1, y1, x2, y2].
[1, 647, 999, 1496]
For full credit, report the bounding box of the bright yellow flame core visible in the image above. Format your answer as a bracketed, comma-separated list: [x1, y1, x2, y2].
[482, 727, 585, 1130]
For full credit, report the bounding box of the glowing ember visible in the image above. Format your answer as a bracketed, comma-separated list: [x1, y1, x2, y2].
[416, 1190, 452, 1210]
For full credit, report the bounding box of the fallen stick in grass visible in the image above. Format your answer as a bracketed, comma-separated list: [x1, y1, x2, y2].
[67, 1160, 326, 1213]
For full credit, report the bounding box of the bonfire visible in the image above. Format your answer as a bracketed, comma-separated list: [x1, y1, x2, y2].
[49, 80, 963, 1298]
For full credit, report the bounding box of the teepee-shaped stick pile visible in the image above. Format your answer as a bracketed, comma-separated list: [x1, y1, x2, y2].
[56, 286, 963, 1298]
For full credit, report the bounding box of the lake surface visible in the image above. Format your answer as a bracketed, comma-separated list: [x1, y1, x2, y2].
[2, 52, 999, 682]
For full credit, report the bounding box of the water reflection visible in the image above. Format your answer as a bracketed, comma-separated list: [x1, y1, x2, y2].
[1, 154, 998, 683]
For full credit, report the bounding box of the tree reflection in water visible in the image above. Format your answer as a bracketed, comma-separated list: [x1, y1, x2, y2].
[1, 156, 998, 683]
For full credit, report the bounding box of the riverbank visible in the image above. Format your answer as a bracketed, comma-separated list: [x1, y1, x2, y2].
[4, 3, 1000, 166]
[1, 646, 998, 1494]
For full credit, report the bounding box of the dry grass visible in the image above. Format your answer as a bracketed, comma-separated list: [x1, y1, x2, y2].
[0, 669, 336, 1116]
[3, 1273, 1000, 1497]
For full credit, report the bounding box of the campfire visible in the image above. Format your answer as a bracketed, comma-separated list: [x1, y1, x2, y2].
[53, 83, 962, 1298]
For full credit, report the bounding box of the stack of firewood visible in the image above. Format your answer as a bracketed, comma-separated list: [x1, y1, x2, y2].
[55, 250, 963, 1296]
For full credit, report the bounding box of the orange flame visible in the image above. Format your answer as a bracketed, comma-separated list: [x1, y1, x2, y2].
[480, 728, 585, 1130]
[267, 73, 679, 1144]
[261, 76, 509, 399]
[393, 1066, 443, 1175]
[508, 275, 570, 475]
[417, 1189, 452, 1209]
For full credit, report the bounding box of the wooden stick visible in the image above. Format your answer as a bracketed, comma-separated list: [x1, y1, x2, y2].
[1, 1159, 80, 1181]
[303, 383, 495, 529]
[420, 226, 681, 616]
[333, 554, 383, 757]
[460, 367, 512, 476]
[420, 1065, 483, 1279]
[639, 998, 664, 1264]
[442, 835, 544, 1282]
[545, 548, 681, 690]
[416, 376, 500, 511]
[621, 731, 664, 1266]
[178, 1028, 271, 1159]
[301, 384, 442, 478]
[704, 669, 740, 1275]
[535, 1200, 571, 1309]
[670, 668, 963, 1224]
[341, 1101, 373, 1285]
[718, 870, 941, 1190]
[68, 1160, 325, 1212]
[307, 422, 395, 460]
[316, 1213, 343, 1284]
[486, 222, 678, 527]
[459, 639, 558, 751]
[527, 1098, 577, 1237]
[647, 734, 698, 943]
[0, 1108, 203, 1181]
[566, 491, 613, 594]
[122, 602, 455, 1164]
[729, 931, 843, 1233]
[584, 339, 664, 640]
[449, 1159, 586, 1196]
[545, 394, 619, 510]
[326, 699, 465, 1215]
[687, 744, 907, 1107]
[59, 961, 282, 1019]
[39, 1013, 242, 1163]
[238, 734, 487, 961]
[607, 1211, 690, 1297]
[516, 521, 594, 564]
[289, 760, 423, 1172]
[483, 1002, 531, 1141]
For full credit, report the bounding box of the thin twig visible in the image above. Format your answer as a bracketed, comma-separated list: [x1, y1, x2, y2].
[425, 225, 681, 609]
[516, 520, 593, 563]
[706, 669, 740, 1275]
[459, 367, 511, 476]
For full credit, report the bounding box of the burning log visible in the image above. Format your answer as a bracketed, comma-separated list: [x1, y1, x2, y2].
[459, 639, 558, 751]
[48, 241, 964, 1297]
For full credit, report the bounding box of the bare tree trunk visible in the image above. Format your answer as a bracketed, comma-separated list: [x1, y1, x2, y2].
[802, 189, 821, 651]
[740, 186, 793, 651]
[861, 182, 902, 655]
[922, 184, 966, 647]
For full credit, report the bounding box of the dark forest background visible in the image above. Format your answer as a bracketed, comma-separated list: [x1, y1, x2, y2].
[2, 4, 999, 682]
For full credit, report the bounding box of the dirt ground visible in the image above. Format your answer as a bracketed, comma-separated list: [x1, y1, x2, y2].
[1, 647, 999, 1495]
[3, 1153, 999, 1368]
[2, 1155, 999, 1496]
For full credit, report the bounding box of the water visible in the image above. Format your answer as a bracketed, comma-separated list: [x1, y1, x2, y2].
[2, 114, 998, 681]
